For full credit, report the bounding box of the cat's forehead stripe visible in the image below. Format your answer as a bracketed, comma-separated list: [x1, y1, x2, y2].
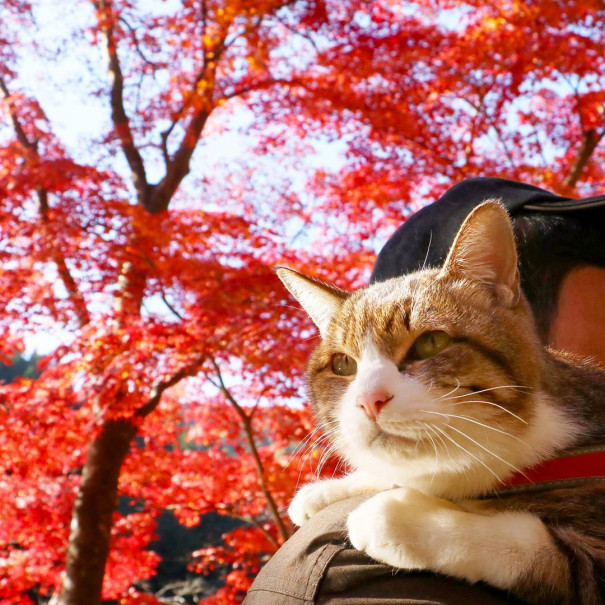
[340, 298, 366, 353]
[402, 298, 411, 331]
[332, 285, 419, 359]
[380, 301, 411, 335]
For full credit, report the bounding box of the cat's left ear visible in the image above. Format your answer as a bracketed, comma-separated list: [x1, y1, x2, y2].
[276, 267, 348, 336]
[441, 200, 520, 306]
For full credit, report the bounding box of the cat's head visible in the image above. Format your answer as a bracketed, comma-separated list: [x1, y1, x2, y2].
[278, 201, 575, 496]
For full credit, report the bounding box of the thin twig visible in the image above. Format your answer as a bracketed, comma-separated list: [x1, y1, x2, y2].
[206, 356, 290, 542]
[118, 16, 158, 67]
[136, 354, 205, 418]
[274, 15, 319, 52]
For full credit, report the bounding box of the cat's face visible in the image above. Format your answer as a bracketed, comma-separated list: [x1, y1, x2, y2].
[278, 202, 574, 494]
[306, 268, 539, 484]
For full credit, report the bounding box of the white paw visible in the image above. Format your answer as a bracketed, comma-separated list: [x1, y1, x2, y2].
[347, 487, 547, 593]
[288, 479, 353, 526]
[347, 486, 458, 570]
[347, 488, 421, 569]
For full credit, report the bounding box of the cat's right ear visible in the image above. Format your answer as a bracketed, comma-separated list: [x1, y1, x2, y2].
[441, 200, 520, 306]
[275, 267, 347, 336]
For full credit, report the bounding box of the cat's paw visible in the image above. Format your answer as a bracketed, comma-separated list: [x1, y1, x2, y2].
[347, 486, 459, 571]
[288, 479, 354, 526]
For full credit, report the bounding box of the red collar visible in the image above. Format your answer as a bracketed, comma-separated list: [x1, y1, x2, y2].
[500, 446, 605, 491]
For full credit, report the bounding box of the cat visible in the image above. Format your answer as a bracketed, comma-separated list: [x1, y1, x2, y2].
[277, 200, 605, 605]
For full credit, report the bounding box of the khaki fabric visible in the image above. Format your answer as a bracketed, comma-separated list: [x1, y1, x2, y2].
[244, 495, 527, 604]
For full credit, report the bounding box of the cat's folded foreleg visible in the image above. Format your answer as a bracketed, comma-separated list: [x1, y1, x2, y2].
[288, 471, 392, 526]
[347, 486, 573, 605]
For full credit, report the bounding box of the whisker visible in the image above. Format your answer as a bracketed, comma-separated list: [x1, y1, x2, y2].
[296, 438, 329, 491]
[422, 410, 528, 446]
[432, 424, 503, 483]
[284, 423, 339, 470]
[315, 439, 343, 479]
[286, 425, 326, 460]
[410, 273, 423, 301]
[331, 456, 347, 479]
[442, 384, 532, 401]
[425, 423, 473, 480]
[300, 430, 338, 463]
[435, 378, 461, 400]
[292, 420, 339, 453]
[441, 423, 530, 480]
[317, 433, 339, 471]
[280, 304, 306, 311]
[446, 399, 528, 424]
[296, 431, 338, 486]
[422, 421, 452, 457]
[421, 230, 433, 272]
[416, 421, 439, 484]
[315, 441, 336, 475]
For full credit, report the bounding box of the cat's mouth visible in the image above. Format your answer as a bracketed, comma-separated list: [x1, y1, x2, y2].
[370, 419, 448, 450]
[371, 431, 416, 445]
[369, 425, 425, 448]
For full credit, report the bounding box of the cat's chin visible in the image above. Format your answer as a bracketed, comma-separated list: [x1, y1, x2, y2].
[342, 434, 453, 493]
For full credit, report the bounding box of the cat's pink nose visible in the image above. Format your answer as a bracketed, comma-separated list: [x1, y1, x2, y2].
[357, 389, 394, 420]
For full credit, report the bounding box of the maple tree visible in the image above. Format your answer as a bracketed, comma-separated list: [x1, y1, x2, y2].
[0, 0, 603, 603]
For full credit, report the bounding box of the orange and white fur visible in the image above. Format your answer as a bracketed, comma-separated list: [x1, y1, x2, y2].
[278, 202, 605, 605]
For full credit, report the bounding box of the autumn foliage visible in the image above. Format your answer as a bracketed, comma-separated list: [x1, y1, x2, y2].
[0, 0, 603, 603]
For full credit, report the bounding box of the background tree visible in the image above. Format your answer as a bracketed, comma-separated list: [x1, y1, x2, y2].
[0, 0, 602, 603]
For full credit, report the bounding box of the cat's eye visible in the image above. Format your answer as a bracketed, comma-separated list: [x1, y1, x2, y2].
[331, 353, 357, 376]
[410, 330, 452, 360]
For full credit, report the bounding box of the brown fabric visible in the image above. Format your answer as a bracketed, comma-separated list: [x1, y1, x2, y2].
[243, 497, 350, 605]
[244, 495, 528, 604]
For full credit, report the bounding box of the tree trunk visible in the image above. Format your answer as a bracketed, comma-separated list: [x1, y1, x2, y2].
[113, 232, 150, 318]
[59, 419, 137, 605]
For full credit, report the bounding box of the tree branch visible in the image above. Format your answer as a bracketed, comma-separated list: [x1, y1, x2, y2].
[60, 357, 203, 603]
[118, 16, 157, 67]
[153, 71, 214, 210]
[556, 72, 603, 190]
[151, 13, 272, 212]
[93, 0, 148, 202]
[274, 15, 319, 53]
[0, 77, 32, 148]
[222, 76, 301, 101]
[206, 357, 290, 542]
[214, 503, 280, 548]
[136, 354, 206, 418]
[235, 514, 280, 548]
[564, 128, 603, 190]
[200, 0, 208, 59]
[0, 77, 91, 327]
